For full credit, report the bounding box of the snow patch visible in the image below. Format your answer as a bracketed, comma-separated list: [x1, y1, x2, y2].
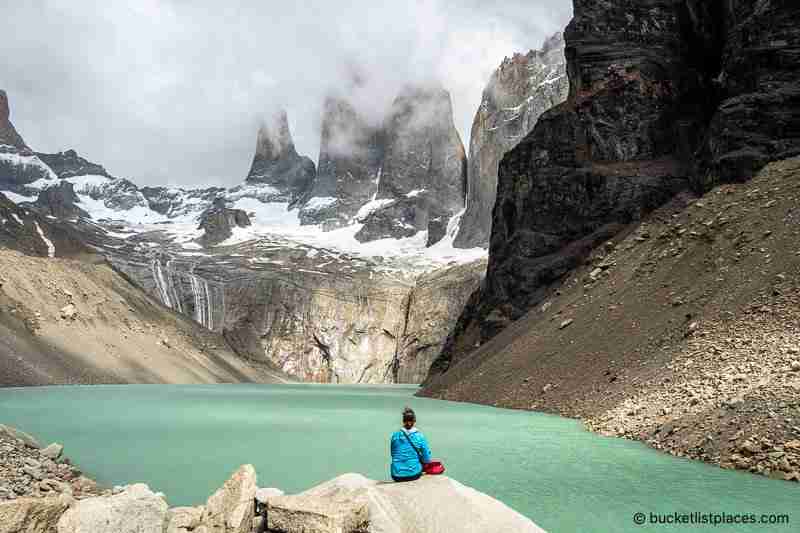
[355, 198, 395, 221]
[1, 190, 36, 204]
[303, 196, 337, 211]
[34, 222, 55, 258]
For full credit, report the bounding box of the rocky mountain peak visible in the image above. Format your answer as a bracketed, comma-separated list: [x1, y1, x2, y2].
[254, 110, 296, 161]
[454, 32, 568, 249]
[245, 110, 315, 205]
[0, 90, 30, 151]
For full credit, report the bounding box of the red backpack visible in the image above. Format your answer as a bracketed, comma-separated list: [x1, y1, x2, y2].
[402, 431, 446, 476]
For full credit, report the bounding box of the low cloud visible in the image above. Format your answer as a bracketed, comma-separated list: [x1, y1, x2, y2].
[0, 0, 571, 187]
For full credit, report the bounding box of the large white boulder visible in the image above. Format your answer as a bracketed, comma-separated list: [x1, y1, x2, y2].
[198, 464, 256, 533]
[268, 473, 546, 533]
[56, 483, 168, 533]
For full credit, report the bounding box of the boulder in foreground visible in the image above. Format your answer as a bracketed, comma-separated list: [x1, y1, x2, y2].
[267, 473, 545, 533]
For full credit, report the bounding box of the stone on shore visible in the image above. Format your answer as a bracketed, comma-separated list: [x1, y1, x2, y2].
[56, 483, 168, 533]
[0, 496, 69, 533]
[165, 506, 204, 533]
[268, 473, 545, 533]
[41, 444, 63, 460]
[198, 464, 256, 533]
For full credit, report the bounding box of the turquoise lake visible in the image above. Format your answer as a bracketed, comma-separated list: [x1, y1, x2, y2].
[0, 384, 796, 532]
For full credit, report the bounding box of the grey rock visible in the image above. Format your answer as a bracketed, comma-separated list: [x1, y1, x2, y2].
[197, 198, 251, 247]
[35, 149, 112, 180]
[269, 473, 545, 533]
[455, 32, 568, 249]
[56, 483, 168, 533]
[41, 443, 64, 460]
[165, 506, 203, 533]
[244, 110, 316, 205]
[0, 496, 69, 533]
[33, 181, 87, 219]
[197, 464, 256, 533]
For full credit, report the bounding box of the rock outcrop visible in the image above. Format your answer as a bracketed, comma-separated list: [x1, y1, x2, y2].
[198, 198, 252, 247]
[356, 87, 467, 246]
[454, 33, 568, 249]
[266, 473, 545, 533]
[424, 0, 800, 381]
[301, 86, 467, 245]
[245, 110, 316, 205]
[33, 182, 87, 219]
[35, 150, 112, 180]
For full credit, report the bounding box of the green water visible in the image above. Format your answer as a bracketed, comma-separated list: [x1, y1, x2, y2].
[0, 384, 796, 532]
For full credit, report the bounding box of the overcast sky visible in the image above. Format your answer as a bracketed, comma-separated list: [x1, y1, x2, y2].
[1, 1, 572, 187]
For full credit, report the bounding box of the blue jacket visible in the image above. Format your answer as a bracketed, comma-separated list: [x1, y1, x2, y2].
[390, 427, 432, 479]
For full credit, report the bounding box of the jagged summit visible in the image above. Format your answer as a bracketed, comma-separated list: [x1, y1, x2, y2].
[36, 149, 113, 179]
[453, 32, 568, 249]
[0, 90, 30, 151]
[301, 85, 467, 245]
[245, 110, 315, 205]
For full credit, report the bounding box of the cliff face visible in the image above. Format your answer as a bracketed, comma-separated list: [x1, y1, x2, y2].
[109, 240, 485, 384]
[245, 110, 316, 205]
[454, 33, 569, 249]
[300, 86, 467, 244]
[424, 0, 800, 380]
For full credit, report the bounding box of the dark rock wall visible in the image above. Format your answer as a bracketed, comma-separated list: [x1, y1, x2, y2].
[424, 0, 800, 380]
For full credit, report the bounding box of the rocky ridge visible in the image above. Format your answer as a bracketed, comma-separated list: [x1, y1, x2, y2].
[454, 32, 569, 249]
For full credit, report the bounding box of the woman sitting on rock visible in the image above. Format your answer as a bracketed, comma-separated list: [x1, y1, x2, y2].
[390, 407, 432, 482]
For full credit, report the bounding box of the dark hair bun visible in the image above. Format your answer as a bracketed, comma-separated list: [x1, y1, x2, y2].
[402, 406, 416, 421]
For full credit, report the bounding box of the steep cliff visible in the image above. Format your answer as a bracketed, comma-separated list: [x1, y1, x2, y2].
[454, 33, 569, 249]
[424, 0, 800, 381]
[244, 110, 316, 205]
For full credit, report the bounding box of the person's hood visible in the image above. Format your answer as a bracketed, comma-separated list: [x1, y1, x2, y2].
[401, 427, 419, 434]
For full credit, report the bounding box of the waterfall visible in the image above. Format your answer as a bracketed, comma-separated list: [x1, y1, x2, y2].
[152, 258, 172, 309]
[152, 256, 215, 331]
[188, 272, 213, 331]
